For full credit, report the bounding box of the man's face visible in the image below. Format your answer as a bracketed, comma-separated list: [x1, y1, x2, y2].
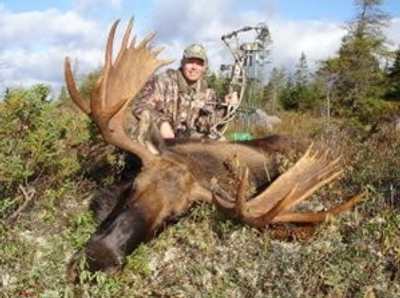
[181, 58, 206, 84]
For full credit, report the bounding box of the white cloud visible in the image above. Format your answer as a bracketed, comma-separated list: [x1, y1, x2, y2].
[0, 7, 108, 92]
[0, 8, 104, 50]
[151, 0, 232, 42]
[73, 0, 122, 13]
[1, 46, 104, 91]
[268, 19, 345, 71]
[0, 1, 399, 95]
[386, 17, 400, 49]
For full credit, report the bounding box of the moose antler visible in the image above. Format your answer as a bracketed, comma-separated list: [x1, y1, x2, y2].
[64, 18, 172, 164]
[213, 146, 366, 228]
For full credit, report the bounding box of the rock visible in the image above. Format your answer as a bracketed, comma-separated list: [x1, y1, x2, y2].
[393, 118, 400, 131]
[238, 109, 282, 130]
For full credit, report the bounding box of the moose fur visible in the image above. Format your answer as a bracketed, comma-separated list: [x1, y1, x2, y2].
[68, 136, 295, 276]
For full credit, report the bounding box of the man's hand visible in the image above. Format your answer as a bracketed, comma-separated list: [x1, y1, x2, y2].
[160, 122, 175, 139]
[224, 91, 239, 106]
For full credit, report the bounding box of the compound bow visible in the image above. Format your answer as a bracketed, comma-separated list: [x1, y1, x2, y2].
[209, 22, 271, 139]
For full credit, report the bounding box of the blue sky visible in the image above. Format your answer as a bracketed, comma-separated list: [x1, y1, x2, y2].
[274, 0, 399, 21]
[3, 0, 399, 20]
[0, 0, 399, 94]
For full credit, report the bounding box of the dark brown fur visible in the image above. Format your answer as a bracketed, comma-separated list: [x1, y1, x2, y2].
[68, 135, 297, 279]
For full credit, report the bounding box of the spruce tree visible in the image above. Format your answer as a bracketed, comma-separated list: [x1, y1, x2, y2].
[280, 76, 299, 110]
[317, 0, 390, 117]
[263, 67, 286, 112]
[385, 46, 400, 101]
[293, 52, 318, 111]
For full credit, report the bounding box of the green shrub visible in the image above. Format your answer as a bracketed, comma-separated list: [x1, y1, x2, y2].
[0, 84, 89, 218]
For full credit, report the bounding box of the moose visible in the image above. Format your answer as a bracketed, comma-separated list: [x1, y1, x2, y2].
[65, 18, 365, 278]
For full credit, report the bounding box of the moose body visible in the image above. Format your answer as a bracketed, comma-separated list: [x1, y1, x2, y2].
[65, 19, 365, 278]
[73, 136, 290, 275]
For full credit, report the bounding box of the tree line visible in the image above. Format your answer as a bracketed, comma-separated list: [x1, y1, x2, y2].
[211, 0, 400, 127]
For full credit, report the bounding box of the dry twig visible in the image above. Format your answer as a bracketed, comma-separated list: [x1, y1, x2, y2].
[8, 185, 36, 222]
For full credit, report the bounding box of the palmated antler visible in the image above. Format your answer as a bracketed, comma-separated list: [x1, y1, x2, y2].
[64, 18, 173, 164]
[213, 146, 366, 228]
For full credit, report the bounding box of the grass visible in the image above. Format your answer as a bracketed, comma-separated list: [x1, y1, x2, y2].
[1, 111, 400, 297]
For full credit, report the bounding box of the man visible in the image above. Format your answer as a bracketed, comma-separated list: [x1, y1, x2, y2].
[131, 43, 238, 139]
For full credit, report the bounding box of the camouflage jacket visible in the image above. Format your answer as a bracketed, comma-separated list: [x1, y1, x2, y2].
[131, 69, 225, 137]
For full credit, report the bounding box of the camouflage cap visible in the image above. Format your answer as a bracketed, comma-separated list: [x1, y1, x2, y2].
[182, 44, 208, 62]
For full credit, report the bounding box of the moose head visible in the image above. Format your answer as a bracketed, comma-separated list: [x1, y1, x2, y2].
[65, 18, 365, 278]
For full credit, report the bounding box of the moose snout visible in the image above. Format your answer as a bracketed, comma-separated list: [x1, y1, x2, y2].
[85, 236, 125, 275]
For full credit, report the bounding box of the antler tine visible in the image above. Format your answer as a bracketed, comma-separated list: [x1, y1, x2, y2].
[213, 184, 299, 228]
[138, 32, 157, 49]
[136, 32, 174, 67]
[64, 57, 91, 115]
[115, 17, 134, 66]
[105, 19, 120, 69]
[101, 18, 120, 108]
[212, 167, 251, 219]
[248, 185, 298, 228]
[235, 168, 249, 218]
[152, 45, 166, 57]
[272, 191, 366, 224]
[212, 194, 235, 213]
[213, 147, 362, 228]
[130, 33, 137, 48]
